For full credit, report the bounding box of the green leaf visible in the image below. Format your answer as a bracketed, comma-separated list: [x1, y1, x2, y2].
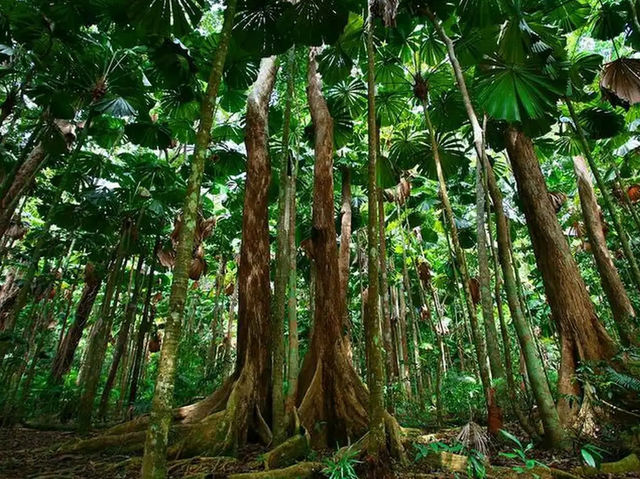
[581, 449, 596, 468]
[129, 0, 205, 36]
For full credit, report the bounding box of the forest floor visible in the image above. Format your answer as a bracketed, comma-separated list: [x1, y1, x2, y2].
[0, 425, 639, 478]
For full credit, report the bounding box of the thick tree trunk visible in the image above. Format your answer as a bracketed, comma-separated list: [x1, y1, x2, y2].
[573, 156, 639, 346]
[140, 2, 237, 476]
[51, 263, 103, 382]
[505, 127, 617, 425]
[296, 52, 403, 460]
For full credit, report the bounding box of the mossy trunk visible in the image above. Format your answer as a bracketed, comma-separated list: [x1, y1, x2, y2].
[140, 3, 237, 475]
[339, 167, 353, 357]
[272, 48, 294, 445]
[365, 3, 387, 456]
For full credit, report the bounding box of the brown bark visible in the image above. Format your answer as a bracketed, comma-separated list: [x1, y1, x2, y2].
[338, 167, 353, 353]
[51, 263, 103, 382]
[573, 156, 639, 347]
[505, 127, 617, 424]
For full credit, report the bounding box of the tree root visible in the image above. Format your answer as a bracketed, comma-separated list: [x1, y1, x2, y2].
[227, 461, 324, 479]
[263, 433, 310, 470]
[572, 453, 640, 476]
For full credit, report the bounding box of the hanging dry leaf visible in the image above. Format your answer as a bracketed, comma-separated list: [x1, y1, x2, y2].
[600, 58, 640, 110]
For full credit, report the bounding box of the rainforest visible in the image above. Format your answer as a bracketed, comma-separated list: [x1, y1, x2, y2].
[1, 0, 640, 478]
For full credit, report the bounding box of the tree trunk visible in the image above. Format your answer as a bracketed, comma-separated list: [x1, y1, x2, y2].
[284, 47, 299, 425]
[476, 168, 505, 381]
[99, 254, 146, 419]
[128, 237, 160, 410]
[168, 55, 278, 460]
[565, 98, 640, 293]
[0, 145, 46, 239]
[296, 51, 403, 459]
[77, 228, 129, 432]
[365, 2, 386, 455]
[379, 194, 396, 387]
[339, 167, 353, 355]
[421, 101, 492, 411]
[51, 264, 103, 382]
[573, 156, 638, 346]
[272, 47, 295, 445]
[505, 127, 617, 425]
[140, 1, 237, 476]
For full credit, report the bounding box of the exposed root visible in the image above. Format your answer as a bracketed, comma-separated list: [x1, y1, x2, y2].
[263, 432, 310, 470]
[572, 453, 640, 476]
[227, 461, 324, 479]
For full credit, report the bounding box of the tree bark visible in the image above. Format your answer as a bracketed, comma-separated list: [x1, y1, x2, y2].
[51, 263, 103, 382]
[77, 227, 129, 431]
[272, 47, 294, 445]
[99, 254, 146, 419]
[140, 2, 237, 476]
[128, 237, 160, 410]
[296, 51, 404, 458]
[365, 3, 387, 455]
[505, 127, 617, 425]
[565, 98, 640, 293]
[339, 167, 353, 355]
[573, 156, 639, 346]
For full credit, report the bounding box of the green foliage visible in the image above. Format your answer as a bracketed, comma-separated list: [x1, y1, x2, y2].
[322, 447, 361, 479]
[499, 430, 548, 478]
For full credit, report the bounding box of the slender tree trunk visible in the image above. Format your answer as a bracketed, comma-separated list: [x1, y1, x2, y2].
[573, 156, 639, 346]
[421, 101, 492, 410]
[505, 127, 617, 426]
[339, 167, 353, 356]
[99, 254, 146, 420]
[423, 10, 566, 445]
[565, 98, 640, 292]
[379, 194, 395, 382]
[222, 279, 237, 379]
[78, 227, 129, 431]
[476, 168, 505, 381]
[396, 285, 412, 398]
[283, 47, 299, 424]
[128, 237, 160, 410]
[272, 47, 295, 445]
[365, 3, 386, 454]
[140, 2, 237, 475]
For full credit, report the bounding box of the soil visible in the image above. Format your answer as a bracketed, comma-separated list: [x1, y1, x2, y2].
[1, 425, 638, 478]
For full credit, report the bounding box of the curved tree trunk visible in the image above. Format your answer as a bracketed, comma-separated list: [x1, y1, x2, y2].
[505, 127, 617, 425]
[51, 263, 103, 382]
[573, 155, 639, 347]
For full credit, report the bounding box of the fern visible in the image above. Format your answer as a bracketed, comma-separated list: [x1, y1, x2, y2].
[605, 367, 640, 393]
